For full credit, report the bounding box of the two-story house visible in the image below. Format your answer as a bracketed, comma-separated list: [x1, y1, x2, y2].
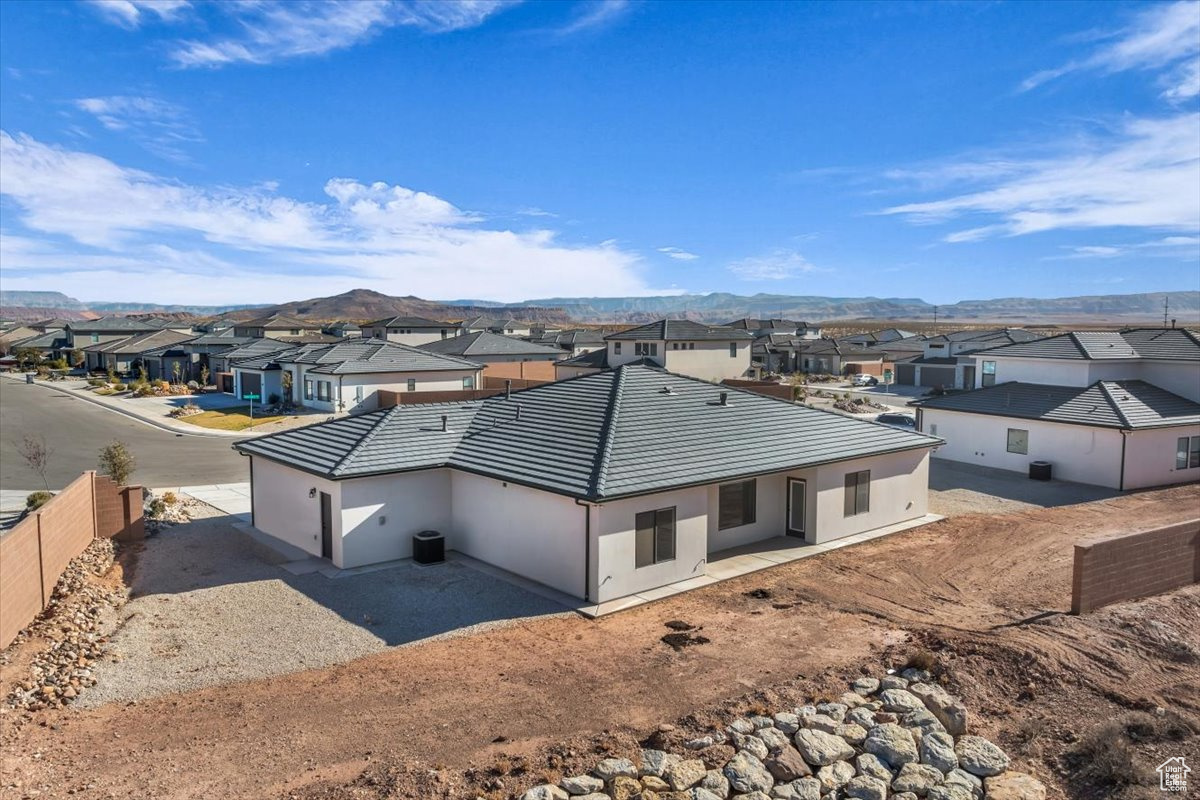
[896, 328, 1042, 389]
[232, 313, 324, 339]
[363, 316, 460, 345]
[603, 320, 754, 382]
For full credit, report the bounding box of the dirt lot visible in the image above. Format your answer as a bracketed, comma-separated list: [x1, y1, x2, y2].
[2, 484, 1197, 800]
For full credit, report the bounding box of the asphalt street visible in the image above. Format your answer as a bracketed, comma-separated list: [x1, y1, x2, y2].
[0, 381, 249, 490]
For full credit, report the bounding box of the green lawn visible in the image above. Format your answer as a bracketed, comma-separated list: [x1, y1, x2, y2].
[179, 406, 287, 431]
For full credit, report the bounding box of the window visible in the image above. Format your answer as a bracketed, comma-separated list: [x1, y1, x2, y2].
[634, 342, 659, 356]
[1007, 428, 1028, 455]
[981, 360, 997, 387]
[91, 333, 99, 343]
[441, 329, 448, 339]
[304, 379, 313, 400]
[290, 329, 300, 335]
[689, 342, 695, 350]
[1177, 436, 1200, 469]
[729, 343, 738, 358]
[407, 378, 417, 392]
[635, 508, 676, 567]
[355, 385, 364, 403]
[844, 470, 870, 517]
[614, 342, 622, 356]
[718, 479, 757, 530]
[672, 343, 679, 350]
[463, 376, 475, 390]
[317, 381, 331, 402]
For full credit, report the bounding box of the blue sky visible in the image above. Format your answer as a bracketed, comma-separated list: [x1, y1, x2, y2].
[0, 0, 1197, 305]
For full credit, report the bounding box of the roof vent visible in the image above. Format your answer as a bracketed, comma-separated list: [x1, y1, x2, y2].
[441, 414, 449, 432]
[505, 379, 512, 400]
[660, 385, 676, 395]
[719, 391, 729, 406]
[516, 404, 522, 421]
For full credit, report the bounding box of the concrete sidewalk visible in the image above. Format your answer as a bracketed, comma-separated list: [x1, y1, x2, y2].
[179, 483, 252, 522]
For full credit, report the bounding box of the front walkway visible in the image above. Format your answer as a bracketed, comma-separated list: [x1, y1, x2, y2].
[178, 483, 252, 522]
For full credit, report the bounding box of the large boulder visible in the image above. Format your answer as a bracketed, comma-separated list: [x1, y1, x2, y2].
[843, 774, 889, 800]
[664, 759, 708, 791]
[594, 758, 639, 781]
[863, 723, 918, 768]
[909, 683, 968, 736]
[954, 736, 1009, 777]
[771, 777, 821, 800]
[723, 751, 774, 794]
[855, 753, 894, 782]
[902, 708, 947, 739]
[793, 729, 855, 766]
[763, 747, 812, 782]
[879, 689, 927, 715]
[700, 769, 730, 798]
[945, 769, 983, 799]
[755, 726, 793, 752]
[641, 749, 680, 778]
[817, 760, 856, 793]
[983, 771, 1048, 800]
[892, 762, 945, 796]
[919, 731, 959, 773]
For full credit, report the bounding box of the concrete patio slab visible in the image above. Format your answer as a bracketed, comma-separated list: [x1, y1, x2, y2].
[180, 482, 253, 522]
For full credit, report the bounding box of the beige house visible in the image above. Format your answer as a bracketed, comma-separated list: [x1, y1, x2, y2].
[232, 313, 324, 340]
[604, 320, 755, 382]
[363, 316, 459, 346]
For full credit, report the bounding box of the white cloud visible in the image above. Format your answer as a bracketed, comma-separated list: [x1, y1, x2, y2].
[1021, 1, 1200, 99]
[167, 1, 517, 68]
[74, 95, 202, 162]
[556, 0, 630, 35]
[87, 0, 190, 29]
[0, 131, 658, 304]
[728, 249, 817, 280]
[882, 113, 1200, 242]
[1054, 235, 1200, 260]
[657, 246, 698, 261]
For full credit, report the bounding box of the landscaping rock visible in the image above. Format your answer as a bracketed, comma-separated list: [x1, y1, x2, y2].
[665, 759, 707, 791]
[793, 729, 855, 766]
[750, 715, 775, 729]
[892, 762, 944, 796]
[926, 784, 975, 800]
[774, 712, 801, 733]
[642, 750, 680, 778]
[803, 714, 840, 734]
[919, 731, 958, 773]
[816, 759, 855, 793]
[846, 707, 878, 729]
[700, 770, 730, 798]
[852, 677, 881, 696]
[983, 771, 1047, 800]
[902, 708, 947, 738]
[521, 785, 568, 800]
[843, 774, 889, 800]
[755, 726, 792, 752]
[690, 789, 724, 800]
[773, 776, 821, 800]
[684, 736, 718, 750]
[901, 668, 932, 683]
[840, 691, 869, 708]
[608, 776, 642, 800]
[815, 702, 847, 721]
[763, 747, 812, 782]
[733, 732, 770, 760]
[642, 775, 670, 791]
[909, 683, 968, 736]
[723, 751, 774, 794]
[953, 735, 1009, 777]
[594, 758, 639, 781]
[880, 675, 909, 690]
[878, 688, 925, 714]
[863, 723, 918, 768]
[729, 717, 756, 735]
[945, 769, 983, 799]
[837, 723, 868, 746]
[855, 752, 893, 782]
[894, 793, 919, 800]
[561, 774, 604, 795]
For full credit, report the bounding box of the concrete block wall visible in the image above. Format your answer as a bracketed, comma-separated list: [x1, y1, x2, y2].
[1071, 519, 1200, 614]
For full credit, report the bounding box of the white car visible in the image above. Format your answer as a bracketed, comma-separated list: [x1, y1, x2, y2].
[875, 412, 917, 430]
[850, 374, 878, 387]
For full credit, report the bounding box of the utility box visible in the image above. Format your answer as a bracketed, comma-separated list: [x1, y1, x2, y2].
[413, 530, 445, 565]
[25, 373, 35, 384]
[1029, 461, 1052, 481]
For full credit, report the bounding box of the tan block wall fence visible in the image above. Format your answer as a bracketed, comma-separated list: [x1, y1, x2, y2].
[0, 471, 143, 648]
[482, 361, 558, 382]
[1071, 519, 1200, 614]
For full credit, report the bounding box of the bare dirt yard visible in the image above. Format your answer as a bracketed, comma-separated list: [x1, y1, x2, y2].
[2, 485, 1198, 800]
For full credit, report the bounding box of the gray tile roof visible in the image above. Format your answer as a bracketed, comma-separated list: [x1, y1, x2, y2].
[364, 315, 454, 328]
[416, 331, 565, 358]
[235, 313, 311, 329]
[557, 348, 611, 368]
[104, 329, 195, 355]
[976, 328, 1199, 361]
[10, 331, 69, 349]
[236, 364, 940, 500]
[606, 319, 754, 342]
[66, 316, 158, 333]
[917, 380, 1200, 429]
[231, 339, 480, 374]
[223, 340, 300, 365]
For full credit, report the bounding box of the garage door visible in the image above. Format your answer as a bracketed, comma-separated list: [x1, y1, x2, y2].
[918, 366, 955, 388]
[240, 372, 262, 399]
[895, 363, 916, 385]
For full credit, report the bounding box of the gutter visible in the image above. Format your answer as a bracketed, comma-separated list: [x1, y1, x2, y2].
[574, 498, 593, 602]
[1119, 429, 1129, 491]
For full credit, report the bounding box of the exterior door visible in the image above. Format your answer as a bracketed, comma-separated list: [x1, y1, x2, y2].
[786, 478, 807, 538]
[319, 492, 333, 560]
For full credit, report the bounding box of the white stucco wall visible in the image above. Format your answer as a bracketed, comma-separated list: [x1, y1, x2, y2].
[333, 369, 481, 414]
[555, 364, 603, 381]
[1123, 425, 1200, 490]
[1135, 362, 1200, 403]
[606, 339, 750, 381]
[810, 450, 929, 543]
[233, 368, 283, 403]
[381, 330, 457, 346]
[339, 470, 452, 567]
[449, 471, 587, 597]
[976, 357, 1093, 388]
[250, 457, 343, 561]
[922, 408, 1124, 487]
[703, 470, 816, 551]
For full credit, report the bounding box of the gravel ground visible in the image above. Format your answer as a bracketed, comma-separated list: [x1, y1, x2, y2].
[79, 516, 569, 708]
[928, 458, 1119, 516]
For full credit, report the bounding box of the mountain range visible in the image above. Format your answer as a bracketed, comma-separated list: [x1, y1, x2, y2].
[1, 289, 1196, 325]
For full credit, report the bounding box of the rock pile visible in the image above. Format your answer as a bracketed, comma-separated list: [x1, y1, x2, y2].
[4, 538, 125, 711]
[519, 668, 1046, 800]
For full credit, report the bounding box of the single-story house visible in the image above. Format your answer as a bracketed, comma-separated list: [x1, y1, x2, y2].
[789, 339, 885, 376]
[82, 329, 195, 375]
[213, 340, 299, 394]
[458, 316, 531, 336]
[839, 328, 916, 345]
[725, 318, 823, 339]
[529, 328, 607, 357]
[232, 313, 324, 340]
[916, 380, 1200, 490]
[604, 319, 755, 382]
[235, 364, 940, 603]
[417, 330, 566, 364]
[5, 329, 69, 362]
[363, 316, 459, 346]
[65, 316, 158, 349]
[324, 321, 362, 338]
[892, 329, 1043, 389]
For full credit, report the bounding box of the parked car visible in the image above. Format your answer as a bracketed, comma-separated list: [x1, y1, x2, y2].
[850, 374, 878, 386]
[875, 412, 917, 430]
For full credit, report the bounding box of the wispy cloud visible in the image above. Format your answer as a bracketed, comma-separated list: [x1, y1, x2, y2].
[1053, 235, 1200, 260]
[657, 246, 698, 261]
[75, 95, 203, 163]
[556, 0, 630, 35]
[1020, 1, 1200, 101]
[87, 0, 190, 29]
[0, 131, 658, 304]
[728, 248, 817, 280]
[882, 113, 1200, 242]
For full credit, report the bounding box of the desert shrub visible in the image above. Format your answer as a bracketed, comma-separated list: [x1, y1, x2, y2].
[147, 498, 166, 518]
[25, 491, 53, 510]
[98, 441, 136, 485]
[1069, 718, 1152, 790]
[162, 491, 178, 505]
[112, 382, 127, 392]
[87, 377, 106, 387]
[268, 393, 281, 405]
[904, 649, 937, 673]
[132, 384, 155, 397]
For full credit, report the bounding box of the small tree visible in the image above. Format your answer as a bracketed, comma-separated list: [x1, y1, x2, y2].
[200, 364, 210, 388]
[16, 434, 53, 490]
[98, 441, 136, 486]
[171, 361, 183, 386]
[281, 370, 293, 400]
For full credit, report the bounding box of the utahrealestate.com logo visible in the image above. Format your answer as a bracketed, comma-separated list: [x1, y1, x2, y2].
[1157, 756, 1190, 793]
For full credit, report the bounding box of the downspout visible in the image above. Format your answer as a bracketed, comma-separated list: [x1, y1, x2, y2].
[1119, 429, 1129, 491]
[249, 456, 256, 527]
[575, 498, 592, 602]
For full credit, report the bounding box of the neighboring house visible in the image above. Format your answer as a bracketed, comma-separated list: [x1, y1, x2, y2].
[971, 328, 1200, 402]
[363, 316, 460, 345]
[232, 313, 324, 339]
[416, 330, 566, 364]
[83, 329, 195, 375]
[235, 364, 939, 604]
[458, 316, 531, 336]
[917, 380, 1200, 491]
[839, 328, 916, 345]
[788, 338, 885, 376]
[211, 339, 299, 394]
[529, 328, 607, 357]
[324, 321, 362, 338]
[604, 320, 754, 381]
[64, 316, 157, 349]
[725, 318, 823, 339]
[193, 319, 236, 335]
[895, 328, 1043, 390]
[6, 330, 69, 362]
[0, 326, 40, 355]
[139, 341, 195, 382]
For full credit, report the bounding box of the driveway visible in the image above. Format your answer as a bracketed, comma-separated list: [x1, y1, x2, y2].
[80, 513, 569, 707]
[928, 458, 1120, 516]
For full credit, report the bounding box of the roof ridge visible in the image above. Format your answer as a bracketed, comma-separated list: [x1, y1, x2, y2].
[587, 366, 628, 499]
[1095, 381, 1134, 429]
[330, 408, 401, 477]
